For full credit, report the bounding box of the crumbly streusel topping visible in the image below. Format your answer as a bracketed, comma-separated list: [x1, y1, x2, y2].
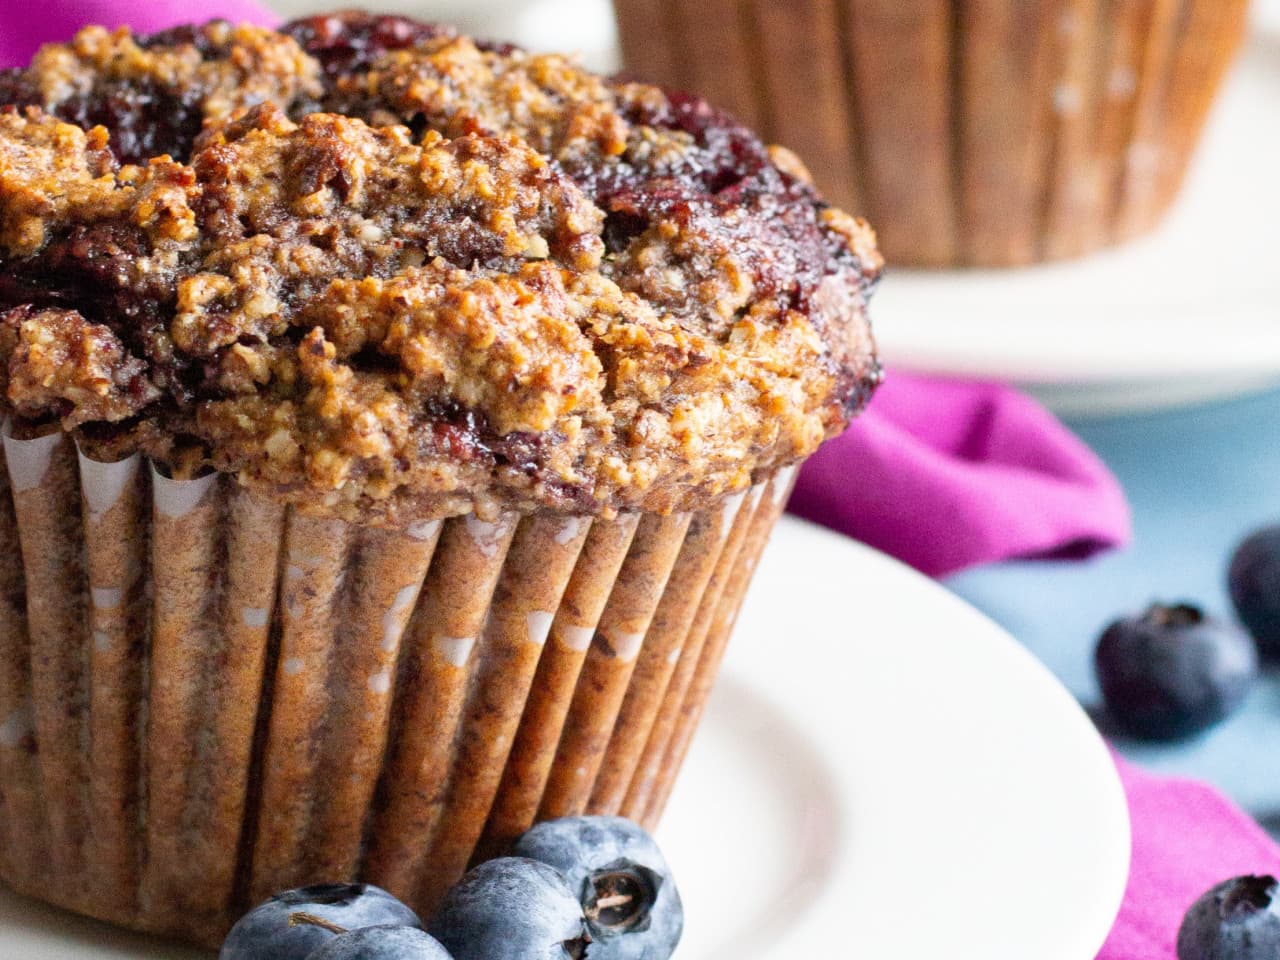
[0, 21, 322, 165]
[0, 12, 881, 520]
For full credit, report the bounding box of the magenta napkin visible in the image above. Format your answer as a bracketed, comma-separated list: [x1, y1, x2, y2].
[1104, 755, 1280, 959]
[788, 371, 1132, 577]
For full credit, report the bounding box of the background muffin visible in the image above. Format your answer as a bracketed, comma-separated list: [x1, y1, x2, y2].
[614, 0, 1250, 266]
[0, 12, 880, 945]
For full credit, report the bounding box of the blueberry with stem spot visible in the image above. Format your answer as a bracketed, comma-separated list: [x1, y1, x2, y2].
[1094, 602, 1257, 741]
[1178, 875, 1280, 959]
[428, 858, 590, 960]
[307, 925, 455, 960]
[219, 883, 420, 960]
[513, 816, 683, 960]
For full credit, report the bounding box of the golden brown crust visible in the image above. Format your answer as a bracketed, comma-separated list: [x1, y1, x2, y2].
[175, 106, 604, 355]
[330, 34, 684, 174]
[0, 109, 198, 254]
[1, 22, 322, 165]
[3, 307, 160, 427]
[0, 16, 881, 520]
[190, 259, 846, 518]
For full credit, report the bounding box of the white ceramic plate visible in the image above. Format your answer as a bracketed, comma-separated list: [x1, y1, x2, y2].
[874, 13, 1280, 416]
[664, 518, 1130, 959]
[0, 518, 1130, 959]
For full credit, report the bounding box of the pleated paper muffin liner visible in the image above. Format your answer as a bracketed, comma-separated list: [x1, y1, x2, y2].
[0, 421, 795, 946]
[615, 0, 1249, 266]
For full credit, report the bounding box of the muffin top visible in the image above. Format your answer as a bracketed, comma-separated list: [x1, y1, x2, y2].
[0, 12, 881, 521]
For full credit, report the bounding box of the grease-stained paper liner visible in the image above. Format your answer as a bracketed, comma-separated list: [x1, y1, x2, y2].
[0, 437, 793, 944]
[534, 512, 694, 823]
[2, 425, 89, 897]
[622, 466, 796, 824]
[359, 511, 522, 901]
[476, 513, 642, 860]
[142, 467, 286, 938]
[0, 426, 44, 890]
[588, 495, 744, 815]
[615, 0, 1249, 266]
[80, 447, 147, 918]
[639, 467, 798, 825]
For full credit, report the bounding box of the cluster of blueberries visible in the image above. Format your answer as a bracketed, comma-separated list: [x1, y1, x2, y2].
[1089, 526, 1280, 959]
[220, 816, 681, 960]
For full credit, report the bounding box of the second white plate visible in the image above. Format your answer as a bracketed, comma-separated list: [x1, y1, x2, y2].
[664, 517, 1131, 960]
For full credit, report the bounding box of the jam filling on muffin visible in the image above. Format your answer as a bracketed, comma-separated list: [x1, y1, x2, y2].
[0, 12, 881, 521]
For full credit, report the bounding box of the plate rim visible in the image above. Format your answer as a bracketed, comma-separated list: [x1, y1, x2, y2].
[693, 516, 1132, 960]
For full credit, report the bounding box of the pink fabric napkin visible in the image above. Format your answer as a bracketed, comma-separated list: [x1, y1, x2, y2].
[789, 371, 1131, 578]
[3, 6, 1274, 960]
[1106, 756, 1280, 958]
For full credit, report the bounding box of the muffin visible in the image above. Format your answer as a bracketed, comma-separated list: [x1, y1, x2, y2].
[614, 0, 1250, 266]
[0, 11, 881, 946]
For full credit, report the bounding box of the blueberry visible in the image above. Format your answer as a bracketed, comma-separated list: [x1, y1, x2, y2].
[1229, 527, 1280, 658]
[307, 925, 455, 960]
[1094, 602, 1257, 741]
[512, 817, 683, 960]
[427, 858, 589, 960]
[219, 883, 420, 960]
[1177, 875, 1280, 959]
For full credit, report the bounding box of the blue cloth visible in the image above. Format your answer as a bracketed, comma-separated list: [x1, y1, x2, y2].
[948, 386, 1280, 822]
